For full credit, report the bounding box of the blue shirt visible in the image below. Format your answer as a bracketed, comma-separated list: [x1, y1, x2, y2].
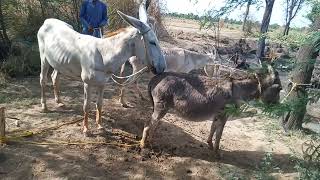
[80, 0, 108, 29]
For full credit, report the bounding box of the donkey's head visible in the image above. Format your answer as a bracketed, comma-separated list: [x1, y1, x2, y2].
[256, 64, 282, 104]
[117, 3, 166, 74]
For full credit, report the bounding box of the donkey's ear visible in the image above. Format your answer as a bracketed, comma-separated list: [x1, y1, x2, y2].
[117, 10, 150, 33]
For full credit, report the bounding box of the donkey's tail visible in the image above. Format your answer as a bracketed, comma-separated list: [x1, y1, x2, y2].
[148, 80, 154, 109]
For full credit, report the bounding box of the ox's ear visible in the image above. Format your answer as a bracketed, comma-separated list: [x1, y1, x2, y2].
[117, 10, 150, 34]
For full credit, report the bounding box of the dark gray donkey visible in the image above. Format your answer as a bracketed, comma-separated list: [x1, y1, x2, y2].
[140, 64, 282, 158]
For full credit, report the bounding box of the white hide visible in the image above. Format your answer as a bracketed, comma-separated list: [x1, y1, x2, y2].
[38, 8, 165, 134]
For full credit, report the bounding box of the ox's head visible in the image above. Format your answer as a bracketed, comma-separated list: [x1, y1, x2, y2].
[117, 4, 166, 74]
[256, 64, 282, 104]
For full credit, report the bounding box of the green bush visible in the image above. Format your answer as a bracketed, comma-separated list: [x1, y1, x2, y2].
[0, 42, 40, 77]
[267, 29, 309, 50]
[0, 0, 141, 78]
[295, 160, 320, 180]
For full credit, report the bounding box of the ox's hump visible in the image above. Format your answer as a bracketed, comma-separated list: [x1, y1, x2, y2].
[43, 18, 74, 30]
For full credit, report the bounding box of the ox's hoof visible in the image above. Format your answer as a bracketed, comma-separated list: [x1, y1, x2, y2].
[122, 103, 134, 108]
[83, 129, 92, 137]
[97, 124, 104, 130]
[57, 103, 65, 108]
[40, 107, 49, 113]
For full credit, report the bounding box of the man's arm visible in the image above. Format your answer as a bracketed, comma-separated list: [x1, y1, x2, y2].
[80, 1, 90, 28]
[99, 3, 108, 27]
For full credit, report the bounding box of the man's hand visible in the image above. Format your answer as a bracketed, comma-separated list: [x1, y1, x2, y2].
[88, 26, 94, 33]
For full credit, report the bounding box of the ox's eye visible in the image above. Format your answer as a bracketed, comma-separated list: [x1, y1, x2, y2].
[149, 41, 157, 46]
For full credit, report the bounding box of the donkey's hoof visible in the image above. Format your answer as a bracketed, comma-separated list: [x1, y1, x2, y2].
[140, 141, 146, 149]
[212, 150, 222, 159]
[207, 142, 213, 150]
[139, 96, 146, 101]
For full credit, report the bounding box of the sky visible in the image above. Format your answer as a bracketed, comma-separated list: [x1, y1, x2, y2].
[165, 0, 311, 28]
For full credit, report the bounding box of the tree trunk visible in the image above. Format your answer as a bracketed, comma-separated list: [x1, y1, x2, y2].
[283, 0, 304, 36]
[242, 0, 252, 32]
[0, 0, 10, 44]
[257, 0, 275, 60]
[283, 22, 291, 36]
[38, 0, 46, 18]
[145, 0, 170, 39]
[282, 17, 320, 130]
[72, 0, 81, 31]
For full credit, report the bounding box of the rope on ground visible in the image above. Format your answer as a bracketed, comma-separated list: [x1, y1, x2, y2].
[281, 79, 312, 103]
[3, 118, 140, 148]
[7, 118, 83, 136]
[7, 139, 140, 148]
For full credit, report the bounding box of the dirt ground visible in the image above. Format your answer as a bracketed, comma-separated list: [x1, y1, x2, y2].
[0, 18, 317, 179]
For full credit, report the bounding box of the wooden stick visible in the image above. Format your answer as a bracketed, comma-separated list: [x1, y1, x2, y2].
[0, 107, 5, 144]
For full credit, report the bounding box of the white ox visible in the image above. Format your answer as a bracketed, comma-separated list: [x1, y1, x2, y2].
[37, 3, 166, 135]
[118, 47, 218, 107]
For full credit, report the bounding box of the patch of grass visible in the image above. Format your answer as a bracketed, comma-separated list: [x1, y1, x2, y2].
[218, 165, 248, 180]
[0, 91, 38, 108]
[294, 158, 320, 180]
[0, 72, 8, 88]
[268, 29, 309, 50]
[255, 152, 279, 180]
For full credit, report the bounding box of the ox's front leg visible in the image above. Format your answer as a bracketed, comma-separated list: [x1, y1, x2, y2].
[119, 87, 128, 108]
[40, 62, 50, 112]
[51, 70, 64, 107]
[118, 63, 130, 107]
[96, 85, 105, 130]
[83, 83, 92, 136]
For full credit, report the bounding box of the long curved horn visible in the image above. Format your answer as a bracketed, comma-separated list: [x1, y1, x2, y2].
[117, 10, 150, 33]
[139, 0, 148, 23]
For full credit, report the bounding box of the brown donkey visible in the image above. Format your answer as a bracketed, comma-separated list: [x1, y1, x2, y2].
[141, 64, 282, 157]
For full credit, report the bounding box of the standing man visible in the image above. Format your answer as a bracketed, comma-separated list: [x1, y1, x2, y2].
[80, 0, 108, 38]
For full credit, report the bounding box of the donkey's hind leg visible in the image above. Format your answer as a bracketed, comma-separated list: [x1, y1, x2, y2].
[51, 70, 64, 107]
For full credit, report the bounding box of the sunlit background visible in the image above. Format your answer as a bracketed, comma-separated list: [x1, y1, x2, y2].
[165, 0, 311, 28]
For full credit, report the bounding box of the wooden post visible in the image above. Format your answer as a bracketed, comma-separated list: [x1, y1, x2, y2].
[0, 107, 5, 144]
